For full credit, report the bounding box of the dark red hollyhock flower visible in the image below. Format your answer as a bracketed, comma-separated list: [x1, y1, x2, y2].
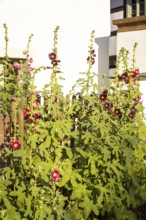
[27, 117, 33, 123]
[87, 56, 95, 65]
[52, 170, 60, 181]
[114, 108, 122, 117]
[129, 112, 135, 119]
[104, 102, 112, 111]
[24, 108, 30, 118]
[130, 68, 139, 78]
[131, 106, 136, 114]
[99, 93, 107, 102]
[51, 60, 58, 66]
[11, 140, 21, 150]
[121, 72, 128, 80]
[33, 112, 41, 119]
[48, 52, 57, 60]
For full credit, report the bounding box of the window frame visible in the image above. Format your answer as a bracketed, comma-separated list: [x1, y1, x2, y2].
[124, 0, 146, 18]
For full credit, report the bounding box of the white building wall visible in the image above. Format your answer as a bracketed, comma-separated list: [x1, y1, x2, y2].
[109, 36, 117, 55]
[111, 11, 123, 31]
[117, 30, 146, 73]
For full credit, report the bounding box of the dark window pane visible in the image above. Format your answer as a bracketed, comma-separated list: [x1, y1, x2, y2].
[140, 1, 145, 15]
[132, 0, 136, 4]
[132, 4, 136, 16]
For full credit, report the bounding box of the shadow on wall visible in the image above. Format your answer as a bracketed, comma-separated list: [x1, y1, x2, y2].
[95, 37, 109, 87]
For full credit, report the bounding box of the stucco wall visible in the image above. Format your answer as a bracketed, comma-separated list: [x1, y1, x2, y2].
[117, 29, 146, 73]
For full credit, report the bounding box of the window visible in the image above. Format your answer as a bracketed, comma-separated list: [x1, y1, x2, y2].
[124, 0, 146, 17]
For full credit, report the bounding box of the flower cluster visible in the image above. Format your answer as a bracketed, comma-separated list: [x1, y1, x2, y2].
[99, 89, 122, 118]
[118, 69, 139, 84]
[87, 49, 96, 65]
[24, 100, 41, 125]
[48, 52, 60, 67]
[99, 90, 113, 112]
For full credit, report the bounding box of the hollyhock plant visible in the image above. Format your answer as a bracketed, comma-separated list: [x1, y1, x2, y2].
[52, 170, 60, 182]
[13, 61, 21, 70]
[11, 140, 21, 150]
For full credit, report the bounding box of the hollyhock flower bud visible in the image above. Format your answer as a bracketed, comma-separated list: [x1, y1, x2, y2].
[23, 50, 28, 55]
[52, 170, 60, 181]
[13, 62, 21, 70]
[103, 89, 108, 94]
[29, 58, 33, 63]
[11, 140, 21, 150]
[87, 56, 95, 65]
